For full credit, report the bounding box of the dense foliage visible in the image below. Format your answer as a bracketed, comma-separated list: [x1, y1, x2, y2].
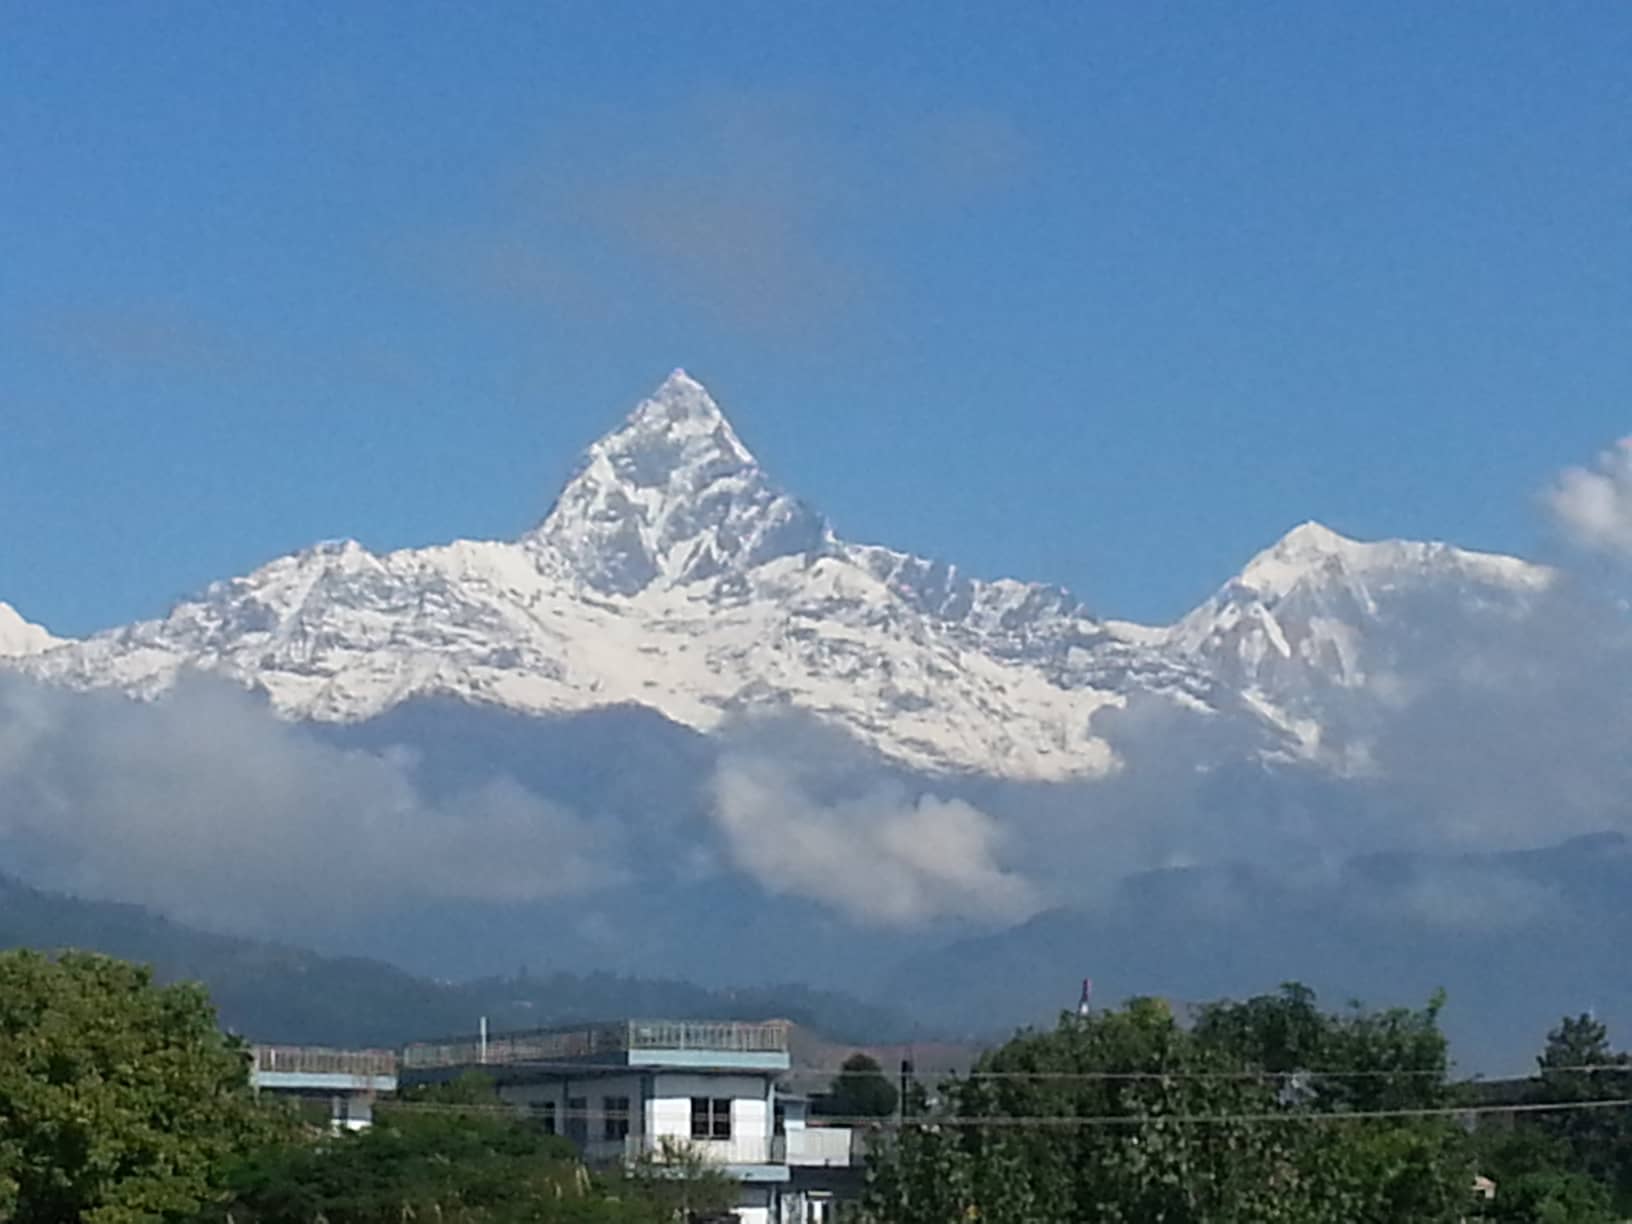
[8, 949, 1632, 1223]
[0, 950, 276, 1223]
[208, 1074, 738, 1224]
[205, 1109, 657, 1224]
[1468, 1011, 1632, 1221]
[861, 985, 1473, 1224]
[814, 1052, 900, 1120]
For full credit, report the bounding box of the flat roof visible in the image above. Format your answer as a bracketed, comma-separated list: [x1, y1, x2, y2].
[401, 1018, 792, 1074]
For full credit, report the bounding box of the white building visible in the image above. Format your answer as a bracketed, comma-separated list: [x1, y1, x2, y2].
[401, 1019, 861, 1224]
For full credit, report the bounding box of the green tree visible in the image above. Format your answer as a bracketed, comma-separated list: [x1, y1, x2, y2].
[1463, 1013, 1632, 1216]
[213, 1103, 739, 1223]
[399, 1067, 503, 1105]
[1530, 1013, 1632, 1200]
[1472, 1128, 1616, 1223]
[862, 986, 1472, 1224]
[0, 949, 277, 1224]
[1196, 984, 1469, 1222]
[616, 1137, 742, 1222]
[210, 1107, 614, 1223]
[817, 1053, 899, 1120]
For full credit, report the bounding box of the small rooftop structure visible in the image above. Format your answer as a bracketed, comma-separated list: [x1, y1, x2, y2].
[252, 1044, 398, 1089]
[250, 1045, 398, 1131]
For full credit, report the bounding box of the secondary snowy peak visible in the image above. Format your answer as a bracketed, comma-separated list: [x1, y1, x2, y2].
[1234, 520, 1552, 603]
[1169, 521, 1554, 709]
[527, 370, 829, 594]
[0, 602, 64, 657]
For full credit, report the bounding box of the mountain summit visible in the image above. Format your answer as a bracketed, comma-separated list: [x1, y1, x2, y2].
[1168, 520, 1553, 740]
[527, 370, 829, 593]
[2, 372, 1558, 779]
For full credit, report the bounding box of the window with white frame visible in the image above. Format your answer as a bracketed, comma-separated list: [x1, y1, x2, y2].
[689, 1096, 732, 1140]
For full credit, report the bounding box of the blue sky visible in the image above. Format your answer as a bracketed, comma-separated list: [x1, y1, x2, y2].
[3, 2, 1628, 635]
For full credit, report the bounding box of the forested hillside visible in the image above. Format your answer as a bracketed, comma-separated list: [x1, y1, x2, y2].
[0, 873, 920, 1048]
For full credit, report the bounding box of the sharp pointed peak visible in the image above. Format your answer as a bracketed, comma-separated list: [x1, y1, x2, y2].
[604, 368, 751, 463]
[656, 366, 707, 396]
[526, 370, 828, 594]
[627, 367, 728, 421]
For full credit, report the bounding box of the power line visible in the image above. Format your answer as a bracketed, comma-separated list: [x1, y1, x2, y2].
[397, 1058, 1632, 1083]
[379, 1095, 1632, 1129]
[864, 1097, 1632, 1130]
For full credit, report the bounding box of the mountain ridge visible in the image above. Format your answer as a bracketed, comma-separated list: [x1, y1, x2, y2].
[2, 372, 1554, 780]
[0, 870, 925, 1048]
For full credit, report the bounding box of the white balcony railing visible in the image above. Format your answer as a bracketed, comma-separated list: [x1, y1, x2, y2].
[579, 1132, 778, 1168]
[776, 1127, 857, 1167]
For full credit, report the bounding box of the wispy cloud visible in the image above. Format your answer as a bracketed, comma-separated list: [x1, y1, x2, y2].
[410, 92, 1030, 334]
[29, 301, 251, 376]
[1546, 437, 1632, 559]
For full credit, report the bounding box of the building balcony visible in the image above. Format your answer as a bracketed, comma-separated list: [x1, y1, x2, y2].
[581, 1133, 790, 1181]
[577, 1127, 858, 1172]
[774, 1127, 858, 1168]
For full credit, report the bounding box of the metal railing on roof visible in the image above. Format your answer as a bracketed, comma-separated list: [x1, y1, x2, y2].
[400, 1019, 790, 1071]
[253, 1044, 398, 1078]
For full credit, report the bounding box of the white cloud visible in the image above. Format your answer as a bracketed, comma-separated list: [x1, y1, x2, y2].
[0, 677, 616, 936]
[709, 753, 1039, 928]
[1546, 437, 1632, 558]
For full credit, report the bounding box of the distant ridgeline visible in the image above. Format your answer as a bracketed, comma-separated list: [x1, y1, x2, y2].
[0, 874, 921, 1049]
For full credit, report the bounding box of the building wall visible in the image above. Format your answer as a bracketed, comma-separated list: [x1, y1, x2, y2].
[649, 1072, 773, 1166]
[498, 1078, 566, 1127]
[484, 1067, 864, 1224]
[497, 1070, 778, 1167]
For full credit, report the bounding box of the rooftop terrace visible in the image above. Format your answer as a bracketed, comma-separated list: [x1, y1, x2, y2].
[401, 1019, 791, 1072]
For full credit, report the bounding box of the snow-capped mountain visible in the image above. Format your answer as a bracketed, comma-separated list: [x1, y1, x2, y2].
[1164, 522, 1554, 755]
[0, 602, 64, 657]
[2, 371, 1556, 779]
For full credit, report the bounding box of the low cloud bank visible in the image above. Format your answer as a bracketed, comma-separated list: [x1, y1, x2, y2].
[0, 676, 616, 938]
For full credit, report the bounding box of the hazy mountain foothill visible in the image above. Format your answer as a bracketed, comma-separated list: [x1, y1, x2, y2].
[3, 372, 1631, 1072]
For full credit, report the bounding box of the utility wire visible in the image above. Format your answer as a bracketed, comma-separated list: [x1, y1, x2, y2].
[378, 1095, 1632, 1129]
[394, 1058, 1632, 1082]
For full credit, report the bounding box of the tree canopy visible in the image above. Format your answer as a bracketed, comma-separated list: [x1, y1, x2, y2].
[861, 985, 1473, 1224]
[0, 949, 275, 1224]
[815, 1052, 899, 1120]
